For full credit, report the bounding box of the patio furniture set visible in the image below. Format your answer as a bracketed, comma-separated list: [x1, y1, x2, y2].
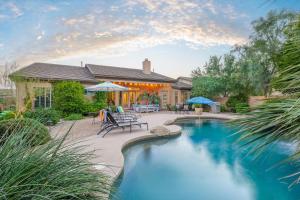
[97, 110, 148, 138]
[132, 104, 160, 113]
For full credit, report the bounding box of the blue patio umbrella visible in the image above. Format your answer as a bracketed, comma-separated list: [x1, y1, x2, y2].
[186, 96, 215, 105]
[85, 81, 128, 92]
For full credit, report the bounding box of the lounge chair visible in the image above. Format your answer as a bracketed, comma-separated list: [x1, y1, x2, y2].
[98, 112, 148, 137]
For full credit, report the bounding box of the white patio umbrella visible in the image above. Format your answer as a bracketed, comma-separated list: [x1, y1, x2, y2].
[85, 81, 128, 92]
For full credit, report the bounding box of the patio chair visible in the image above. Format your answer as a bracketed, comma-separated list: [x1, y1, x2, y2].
[97, 112, 148, 137]
[183, 104, 190, 114]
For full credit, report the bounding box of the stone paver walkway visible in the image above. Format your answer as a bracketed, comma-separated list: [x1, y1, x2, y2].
[50, 112, 239, 178]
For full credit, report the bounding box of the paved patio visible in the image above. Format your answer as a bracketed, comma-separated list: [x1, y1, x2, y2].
[50, 112, 239, 178]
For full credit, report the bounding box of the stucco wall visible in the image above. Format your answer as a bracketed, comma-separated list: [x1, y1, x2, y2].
[14, 79, 191, 111]
[15, 81, 52, 112]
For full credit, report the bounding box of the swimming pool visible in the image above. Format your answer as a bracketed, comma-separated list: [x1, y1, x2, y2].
[113, 119, 300, 200]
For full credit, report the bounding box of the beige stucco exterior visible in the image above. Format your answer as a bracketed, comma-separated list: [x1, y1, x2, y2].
[15, 81, 52, 112]
[14, 79, 191, 112]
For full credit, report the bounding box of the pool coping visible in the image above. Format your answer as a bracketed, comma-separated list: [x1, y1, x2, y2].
[114, 115, 238, 180]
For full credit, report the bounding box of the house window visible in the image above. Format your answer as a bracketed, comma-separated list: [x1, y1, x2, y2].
[34, 87, 52, 108]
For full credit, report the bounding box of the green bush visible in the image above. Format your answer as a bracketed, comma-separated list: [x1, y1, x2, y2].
[235, 103, 250, 113]
[0, 110, 15, 121]
[23, 108, 61, 125]
[64, 113, 83, 121]
[0, 120, 111, 199]
[0, 118, 50, 146]
[53, 81, 85, 115]
[226, 94, 249, 112]
[194, 104, 202, 108]
[220, 105, 228, 112]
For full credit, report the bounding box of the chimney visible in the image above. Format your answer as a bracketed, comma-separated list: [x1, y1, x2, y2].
[142, 58, 151, 74]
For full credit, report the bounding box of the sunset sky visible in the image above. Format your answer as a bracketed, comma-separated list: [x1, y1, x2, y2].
[0, 0, 299, 78]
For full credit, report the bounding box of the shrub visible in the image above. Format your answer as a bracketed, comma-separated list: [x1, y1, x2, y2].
[0, 118, 50, 146]
[235, 103, 250, 113]
[220, 104, 228, 112]
[0, 120, 111, 198]
[0, 110, 15, 121]
[64, 113, 83, 121]
[53, 81, 85, 115]
[226, 94, 249, 112]
[171, 105, 177, 111]
[23, 108, 61, 125]
[194, 104, 202, 108]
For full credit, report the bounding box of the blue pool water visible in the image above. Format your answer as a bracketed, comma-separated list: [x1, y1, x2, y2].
[113, 119, 300, 200]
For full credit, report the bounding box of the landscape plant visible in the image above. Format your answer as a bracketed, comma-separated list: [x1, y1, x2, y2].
[64, 113, 84, 121]
[93, 91, 108, 111]
[191, 10, 297, 98]
[232, 14, 300, 187]
[23, 108, 61, 125]
[226, 94, 249, 113]
[53, 81, 85, 115]
[0, 110, 15, 121]
[0, 118, 50, 146]
[0, 120, 112, 199]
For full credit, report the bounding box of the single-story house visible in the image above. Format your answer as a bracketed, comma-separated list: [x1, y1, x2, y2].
[10, 59, 192, 111]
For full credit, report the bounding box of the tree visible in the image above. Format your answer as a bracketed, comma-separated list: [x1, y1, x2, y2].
[191, 11, 296, 98]
[191, 66, 203, 78]
[204, 56, 222, 76]
[191, 56, 222, 78]
[233, 15, 300, 187]
[0, 62, 17, 89]
[249, 10, 296, 95]
[232, 45, 266, 96]
[221, 54, 235, 96]
[192, 76, 224, 98]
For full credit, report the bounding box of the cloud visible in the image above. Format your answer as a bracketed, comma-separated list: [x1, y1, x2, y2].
[1, 0, 250, 66]
[0, 43, 3, 48]
[0, 14, 8, 20]
[44, 5, 59, 12]
[7, 2, 23, 17]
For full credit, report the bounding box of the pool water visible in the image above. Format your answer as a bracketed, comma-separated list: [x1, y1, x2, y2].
[112, 119, 300, 200]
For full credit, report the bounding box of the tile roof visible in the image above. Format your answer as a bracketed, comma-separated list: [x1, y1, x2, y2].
[86, 64, 175, 83]
[10, 62, 192, 91]
[177, 76, 192, 82]
[171, 81, 192, 90]
[11, 63, 97, 83]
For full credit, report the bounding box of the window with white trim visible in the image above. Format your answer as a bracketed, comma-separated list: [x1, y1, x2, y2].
[34, 87, 52, 108]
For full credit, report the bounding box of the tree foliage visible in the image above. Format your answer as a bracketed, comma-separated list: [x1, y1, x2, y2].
[232, 14, 300, 187]
[53, 81, 85, 115]
[192, 76, 223, 98]
[191, 10, 296, 97]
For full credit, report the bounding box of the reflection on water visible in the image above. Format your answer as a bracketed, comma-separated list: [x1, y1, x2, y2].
[112, 120, 300, 200]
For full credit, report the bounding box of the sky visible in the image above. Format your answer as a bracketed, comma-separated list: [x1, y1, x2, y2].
[0, 0, 299, 78]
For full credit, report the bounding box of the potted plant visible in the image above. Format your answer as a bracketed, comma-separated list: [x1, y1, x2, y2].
[194, 104, 203, 115]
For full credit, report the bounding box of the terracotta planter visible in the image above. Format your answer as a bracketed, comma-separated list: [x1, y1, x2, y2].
[195, 107, 203, 115]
